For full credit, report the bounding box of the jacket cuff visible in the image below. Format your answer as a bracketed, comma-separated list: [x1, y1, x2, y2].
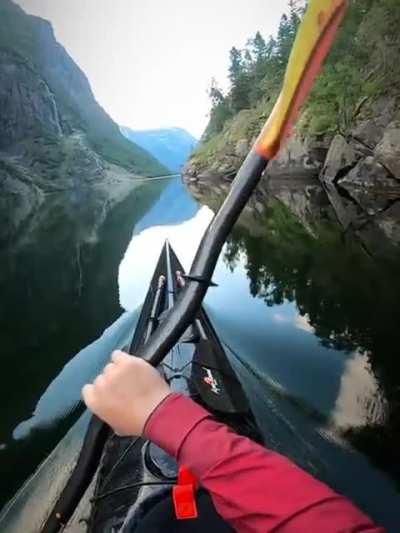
[143, 393, 211, 458]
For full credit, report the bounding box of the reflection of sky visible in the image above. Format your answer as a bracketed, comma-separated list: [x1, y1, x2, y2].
[119, 181, 386, 428]
[119, 206, 214, 310]
[15, 177, 386, 441]
[206, 251, 346, 417]
[12, 309, 141, 440]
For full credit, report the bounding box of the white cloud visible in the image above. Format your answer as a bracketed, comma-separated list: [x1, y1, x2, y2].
[294, 314, 315, 334]
[331, 351, 387, 430]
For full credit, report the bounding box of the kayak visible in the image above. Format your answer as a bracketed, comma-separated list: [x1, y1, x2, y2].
[83, 241, 262, 531]
[0, 240, 261, 532]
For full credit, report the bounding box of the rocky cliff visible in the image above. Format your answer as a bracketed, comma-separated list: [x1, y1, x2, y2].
[0, 0, 166, 247]
[185, 1, 400, 257]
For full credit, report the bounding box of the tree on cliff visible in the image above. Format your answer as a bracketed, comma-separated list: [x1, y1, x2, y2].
[204, 0, 400, 139]
[228, 47, 251, 112]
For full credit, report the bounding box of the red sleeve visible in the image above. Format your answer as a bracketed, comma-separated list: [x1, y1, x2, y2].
[144, 393, 384, 533]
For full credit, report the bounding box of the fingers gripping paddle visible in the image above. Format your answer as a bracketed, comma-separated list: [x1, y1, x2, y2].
[139, 0, 348, 366]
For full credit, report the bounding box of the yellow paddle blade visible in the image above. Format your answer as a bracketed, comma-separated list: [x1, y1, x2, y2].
[256, 0, 348, 160]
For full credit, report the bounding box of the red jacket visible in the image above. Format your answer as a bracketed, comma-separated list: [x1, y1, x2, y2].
[144, 393, 384, 533]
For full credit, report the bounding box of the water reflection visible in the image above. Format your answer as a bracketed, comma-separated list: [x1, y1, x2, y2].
[0, 179, 167, 506]
[1, 175, 399, 528]
[119, 206, 213, 310]
[331, 351, 386, 430]
[13, 309, 140, 440]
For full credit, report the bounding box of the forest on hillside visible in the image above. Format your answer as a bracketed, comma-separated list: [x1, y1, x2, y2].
[204, 0, 400, 141]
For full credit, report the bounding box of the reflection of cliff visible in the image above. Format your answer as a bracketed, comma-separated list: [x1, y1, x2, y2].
[193, 190, 400, 484]
[0, 182, 165, 504]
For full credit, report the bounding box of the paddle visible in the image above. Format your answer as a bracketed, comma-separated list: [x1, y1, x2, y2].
[40, 3, 348, 530]
[139, 0, 348, 366]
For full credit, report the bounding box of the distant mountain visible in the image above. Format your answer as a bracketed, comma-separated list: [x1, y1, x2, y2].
[121, 127, 197, 173]
[0, 0, 166, 176]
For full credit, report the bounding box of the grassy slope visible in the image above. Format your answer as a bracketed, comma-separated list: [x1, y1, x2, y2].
[0, 0, 167, 177]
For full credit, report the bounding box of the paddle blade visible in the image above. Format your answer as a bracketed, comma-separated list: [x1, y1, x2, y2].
[256, 0, 348, 160]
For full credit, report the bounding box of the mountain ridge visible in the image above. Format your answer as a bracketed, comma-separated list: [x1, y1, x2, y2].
[121, 126, 197, 173]
[0, 0, 168, 246]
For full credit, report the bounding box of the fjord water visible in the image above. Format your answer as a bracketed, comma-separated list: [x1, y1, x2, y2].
[1, 178, 400, 529]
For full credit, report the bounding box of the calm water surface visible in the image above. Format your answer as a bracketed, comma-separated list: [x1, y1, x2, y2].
[1, 178, 400, 529]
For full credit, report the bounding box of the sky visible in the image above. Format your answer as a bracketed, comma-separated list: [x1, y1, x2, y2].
[17, 0, 288, 138]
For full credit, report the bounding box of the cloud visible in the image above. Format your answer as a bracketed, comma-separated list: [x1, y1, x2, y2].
[294, 314, 315, 334]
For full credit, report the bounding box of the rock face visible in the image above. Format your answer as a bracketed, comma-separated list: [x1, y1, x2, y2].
[185, 95, 400, 257]
[339, 157, 400, 215]
[267, 136, 329, 177]
[0, 0, 166, 248]
[0, 49, 62, 149]
[317, 100, 400, 253]
[375, 123, 400, 180]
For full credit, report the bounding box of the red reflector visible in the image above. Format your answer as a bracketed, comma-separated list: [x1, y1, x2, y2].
[178, 466, 198, 489]
[173, 466, 198, 520]
[173, 484, 198, 520]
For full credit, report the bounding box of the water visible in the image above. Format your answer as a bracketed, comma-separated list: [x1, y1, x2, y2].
[1, 177, 400, 529]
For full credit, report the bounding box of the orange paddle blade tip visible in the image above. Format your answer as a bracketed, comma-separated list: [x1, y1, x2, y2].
[255, 0, 348, 160]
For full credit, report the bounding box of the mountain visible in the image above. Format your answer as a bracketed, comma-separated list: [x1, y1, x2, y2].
[0, 0, 167, 246]
[121, 127, 197, 173]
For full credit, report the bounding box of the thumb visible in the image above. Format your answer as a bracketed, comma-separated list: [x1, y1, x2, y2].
[82, 384, 98, 413]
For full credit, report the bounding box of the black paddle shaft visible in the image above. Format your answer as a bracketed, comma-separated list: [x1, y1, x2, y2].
[138, 150, 268, 366]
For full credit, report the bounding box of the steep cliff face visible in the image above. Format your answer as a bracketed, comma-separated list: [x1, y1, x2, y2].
[0, 49, 62, 148]
[185, 0, 400, 257]
[0, 0, 168, 247]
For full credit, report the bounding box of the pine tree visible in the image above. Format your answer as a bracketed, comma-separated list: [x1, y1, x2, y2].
[228, 47, 244, 84]
[228, 47, 251, 112]
[252, 31, 268, 63]
[208, 78, 224, 107]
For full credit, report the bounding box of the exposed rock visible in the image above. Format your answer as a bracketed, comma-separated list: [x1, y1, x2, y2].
[0, 50, 62, 150]
[268, 136, 329, 178]
[0, 0, 165, 248]
[375, 123, 400, 180]
[235, 138, 249, 158]
[0, 161, 43, 245]
[318, 135, 360, 229]
[351, 96, 397, 150]
[320, 135, 358, 185]
[375, 203, 400, 246]
[338, 157, 400, 215]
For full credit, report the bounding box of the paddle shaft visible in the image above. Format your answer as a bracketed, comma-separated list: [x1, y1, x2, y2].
[138, 150, 268, 365]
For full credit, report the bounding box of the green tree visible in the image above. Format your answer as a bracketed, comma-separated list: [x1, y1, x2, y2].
[251, 31, 268, 63]
[203, 78, 232, 138]
[228, 47, 251, 112]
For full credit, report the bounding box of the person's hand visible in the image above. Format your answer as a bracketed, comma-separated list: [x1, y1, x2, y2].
[82, 351, 171, 436]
